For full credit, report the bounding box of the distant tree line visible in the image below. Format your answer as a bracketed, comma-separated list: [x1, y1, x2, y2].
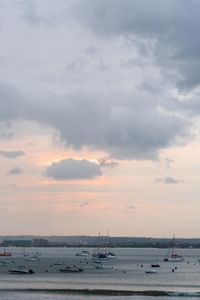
[1, 236, 200, 248]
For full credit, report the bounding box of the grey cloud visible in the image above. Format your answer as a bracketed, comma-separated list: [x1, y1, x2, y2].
[32, 90, 186, 160]
[98, 158, 118, 168]
[45, 158, 102, 180]
[0, 82, 24, 121]
[73, 0, 200, 90]
[8, 0, 200, 90]
[174, 95, 200, 117]
[73, 0, 177, 36]
[0, 120, 14, 140]
[18, 0, 75, 25]
[155, 177, 183, 184]
[0, 131, 13, 140]
[0, 80, 186, 160]
[0, 150, 25, 159]
[7, 166, 23, 176]
[0, 124, 14, 140]
[0, 3, 196, 161]
[15, 0, 200, 90]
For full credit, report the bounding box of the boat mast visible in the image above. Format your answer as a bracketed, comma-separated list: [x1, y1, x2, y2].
[171, 234, 175, 256]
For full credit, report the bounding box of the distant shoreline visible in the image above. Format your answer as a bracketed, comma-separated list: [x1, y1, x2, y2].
[0, 235, 200, 248]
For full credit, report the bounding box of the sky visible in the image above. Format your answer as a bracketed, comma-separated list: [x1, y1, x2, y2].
[0, 0, 200, 237]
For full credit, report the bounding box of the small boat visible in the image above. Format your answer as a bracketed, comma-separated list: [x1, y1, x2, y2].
[104, 233, 116, 259]
[151, 264, 160, 268]
[106, 251, 116, 259]
[93, 253, 108, 261]
[9, 269, 34, 274]
[145, 269, 158, 274]
[53, 260, 63, 265]
[93, 232, 112, 261]
[59, 266, 83, 273]
[76, 250, 90, 257]
[0, 245, 12, 257]
[0, 248, 12, 257]
[164, 254, 184, 262]
[95, 263, 113, 269]
[0, 252, 12, 257]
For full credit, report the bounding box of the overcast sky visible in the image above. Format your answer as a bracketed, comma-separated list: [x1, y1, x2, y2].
[0, 0, 200, 237]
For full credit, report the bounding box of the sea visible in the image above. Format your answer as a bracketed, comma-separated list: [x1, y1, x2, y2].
[0, 247, 200, 300]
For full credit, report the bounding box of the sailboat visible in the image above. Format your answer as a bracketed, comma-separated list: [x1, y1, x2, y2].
[104, 234, 116, 259]
[0, 245, 12, 257]
[164, 235, 184, 262]
[93, 233, 107, 262]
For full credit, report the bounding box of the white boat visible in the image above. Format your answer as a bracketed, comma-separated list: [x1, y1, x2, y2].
[25, 255, 40, 262]
[104, 233, 116, 259]
[76, 250, 90, 257]
[105, 251, 116, 259]
[164, 254, 184, 262]
[93, 232, 116, 261]
[95, 263, 113, 269]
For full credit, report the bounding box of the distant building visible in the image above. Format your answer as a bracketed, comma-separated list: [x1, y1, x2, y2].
[3, 240, 32, 247]
[32, 238, 49, 247]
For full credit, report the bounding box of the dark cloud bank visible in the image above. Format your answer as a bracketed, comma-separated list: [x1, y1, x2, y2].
[0, 81, 186, 161]
[74, 0, 200, 90]
[0, 1, 200, 161]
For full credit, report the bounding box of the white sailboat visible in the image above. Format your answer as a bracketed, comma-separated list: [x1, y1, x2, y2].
[164, 235, 184, 262]
[93, 233, 108, 262]
[104, 234, 116, 259]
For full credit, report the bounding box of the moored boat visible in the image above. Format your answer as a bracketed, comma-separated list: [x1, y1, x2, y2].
[0, 251, 12, 257]
[151, 264, 160, 268]
[106, 251, 116, 259]
[164, 235, 184, 262]
[59, 266, 84, 273]
[9, 269, 34, 274]
[76, 250, 90, 257]
[164, 254, 184, 262]
[145, 269, 158, 274]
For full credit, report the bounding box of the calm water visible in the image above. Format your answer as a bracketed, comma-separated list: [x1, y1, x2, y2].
[0, 247, 200, 299]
